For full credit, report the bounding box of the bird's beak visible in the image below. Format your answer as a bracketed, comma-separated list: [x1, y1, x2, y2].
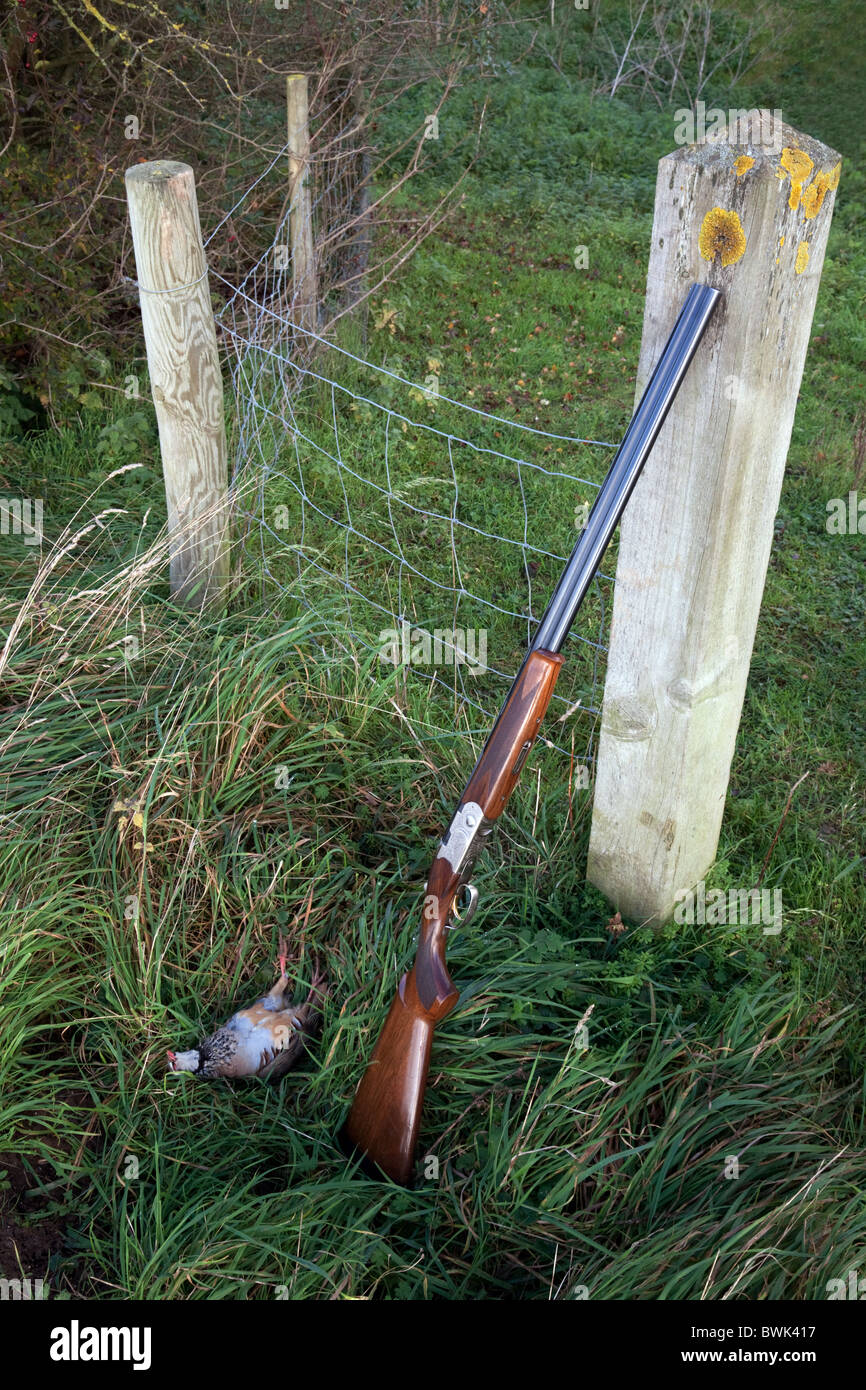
[166, 1048, 201, 1073]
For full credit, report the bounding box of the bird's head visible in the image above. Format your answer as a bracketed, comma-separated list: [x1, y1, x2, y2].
[166, 1048, 201, 1074]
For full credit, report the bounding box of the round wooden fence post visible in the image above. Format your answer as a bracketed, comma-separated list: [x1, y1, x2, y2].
[587, 110, 842, 924]
[125, 160, 229, 610]
[287, 73, 318, 335]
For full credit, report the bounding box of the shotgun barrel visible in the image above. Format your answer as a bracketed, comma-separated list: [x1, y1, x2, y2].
[339, 282, 722, 1185]
[533, 281, 721, 654]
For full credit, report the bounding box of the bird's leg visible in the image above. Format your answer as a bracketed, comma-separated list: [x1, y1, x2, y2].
[262, 933, 292, 1006]
[275, 933, 289, 982]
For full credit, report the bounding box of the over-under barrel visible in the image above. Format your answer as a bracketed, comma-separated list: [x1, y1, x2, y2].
[532, 282, 721, 655]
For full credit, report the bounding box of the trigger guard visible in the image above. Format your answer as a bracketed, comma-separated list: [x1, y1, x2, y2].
[447, 881, 480, 930]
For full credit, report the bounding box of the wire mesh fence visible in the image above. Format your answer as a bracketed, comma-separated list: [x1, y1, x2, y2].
[212, 82, 619, 774]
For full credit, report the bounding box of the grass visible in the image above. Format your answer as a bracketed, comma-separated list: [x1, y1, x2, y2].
[1, 7, 864, 1299]
[1, 575, 862, 1298]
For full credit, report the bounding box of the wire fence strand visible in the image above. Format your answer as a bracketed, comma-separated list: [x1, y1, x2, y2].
[213, 84, 617, 773]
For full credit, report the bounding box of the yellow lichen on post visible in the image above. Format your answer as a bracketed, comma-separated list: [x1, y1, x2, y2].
[780, 146, 814, 210]
[734, 155, 755, 177]
[802, 163, 842, 219]
[801, 181, 824, 219]
[795, 242, 810, 274]
[699, 207, 747, 267]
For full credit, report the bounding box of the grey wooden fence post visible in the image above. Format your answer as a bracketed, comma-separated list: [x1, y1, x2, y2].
[587, 110, 841, 924]
[125, 160, 229, 610]
[287, 73, 318, 334]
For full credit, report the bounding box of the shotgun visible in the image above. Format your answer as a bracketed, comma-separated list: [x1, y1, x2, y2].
[340, 282, 722, 1185]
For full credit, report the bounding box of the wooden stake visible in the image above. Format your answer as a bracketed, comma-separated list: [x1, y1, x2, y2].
[587, 111, 841, 924]
[125, 160, 229, 610]
[287, 73, 318, 335]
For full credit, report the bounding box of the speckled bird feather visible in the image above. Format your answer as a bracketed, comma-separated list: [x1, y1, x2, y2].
[168, 957, 325, 1080]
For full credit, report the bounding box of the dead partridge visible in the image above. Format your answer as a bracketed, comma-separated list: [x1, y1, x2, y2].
[167, 946, 325, 1080]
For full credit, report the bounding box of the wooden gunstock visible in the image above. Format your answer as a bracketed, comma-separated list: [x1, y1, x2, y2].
[463, 649, 564, 820]
[339, 968, 456, 1185]
[341, 650, 562, 1184]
